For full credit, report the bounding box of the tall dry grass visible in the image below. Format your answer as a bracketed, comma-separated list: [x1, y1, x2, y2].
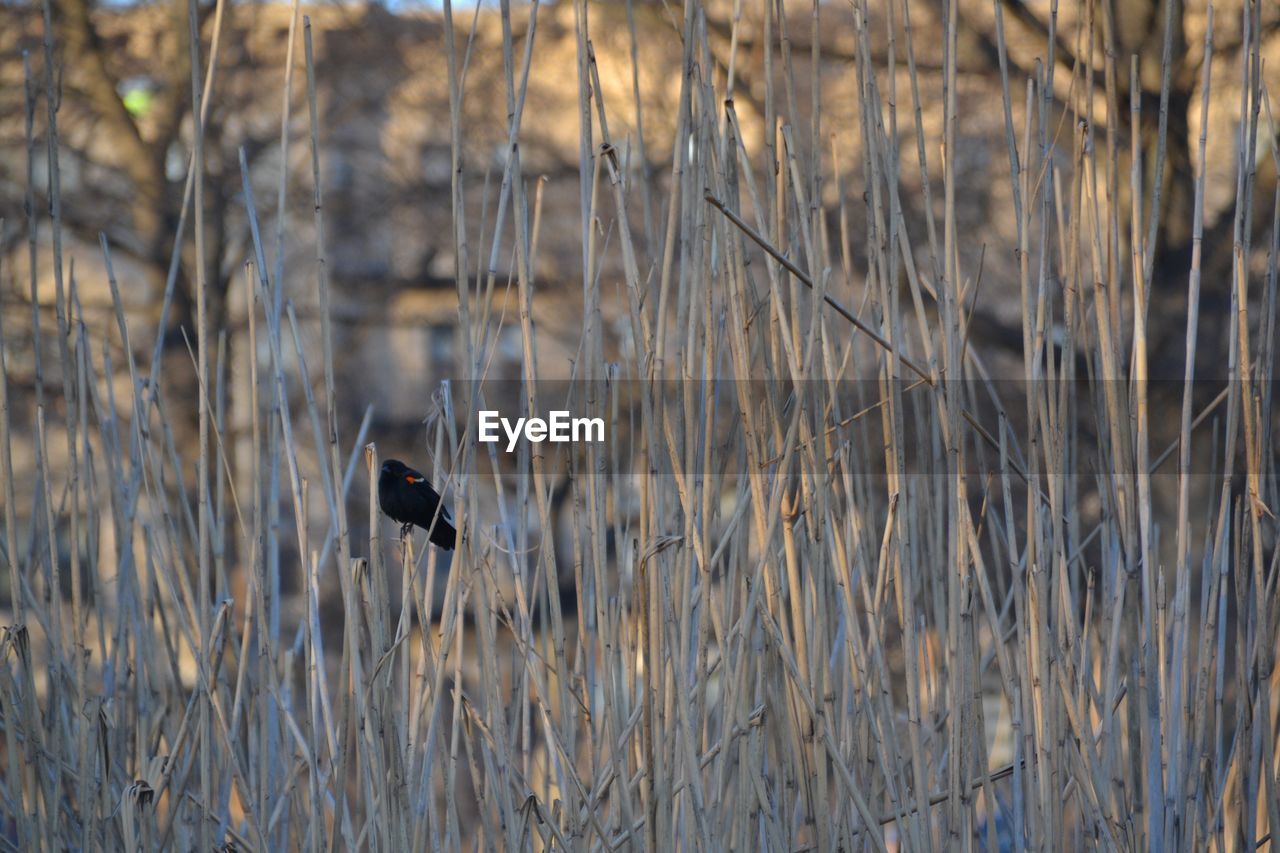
[1, 0, 1278, 850]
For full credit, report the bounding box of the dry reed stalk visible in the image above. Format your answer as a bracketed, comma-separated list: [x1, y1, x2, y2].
[4, 0, 1280, 849]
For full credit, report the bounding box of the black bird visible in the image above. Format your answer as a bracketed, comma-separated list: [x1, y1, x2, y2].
[378, 459, 456, 550]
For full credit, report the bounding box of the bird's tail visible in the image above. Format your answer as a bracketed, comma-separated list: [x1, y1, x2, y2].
[429, 519, 457, 551]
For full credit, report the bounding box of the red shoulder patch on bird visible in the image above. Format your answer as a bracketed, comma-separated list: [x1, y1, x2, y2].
[405, 475, 422, 483]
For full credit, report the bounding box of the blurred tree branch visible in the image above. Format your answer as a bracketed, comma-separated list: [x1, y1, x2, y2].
[51, 0, 204, 261]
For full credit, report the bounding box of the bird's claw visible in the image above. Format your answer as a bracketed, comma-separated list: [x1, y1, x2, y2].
[399, 522, 413, 540]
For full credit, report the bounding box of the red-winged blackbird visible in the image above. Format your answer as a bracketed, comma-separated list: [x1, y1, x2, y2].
[378, 459, 456, 550]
